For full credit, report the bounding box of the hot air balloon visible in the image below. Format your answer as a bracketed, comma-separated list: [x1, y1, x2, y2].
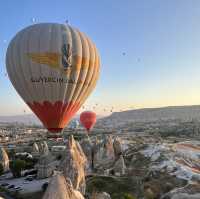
[6, 23, 100, 133]
[80, 111, 96, 132]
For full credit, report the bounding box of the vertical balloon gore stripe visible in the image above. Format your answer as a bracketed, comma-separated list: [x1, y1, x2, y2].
[27, 101, 80, 133]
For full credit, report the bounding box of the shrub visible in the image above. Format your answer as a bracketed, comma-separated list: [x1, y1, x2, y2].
[10, 159, 26, 178]
[0, 163, 4, 176]
[123, 193, 137, 199]
[42, 182, 49, 192]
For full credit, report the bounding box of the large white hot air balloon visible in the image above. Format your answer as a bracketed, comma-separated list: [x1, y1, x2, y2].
[6, 23, 100, 133]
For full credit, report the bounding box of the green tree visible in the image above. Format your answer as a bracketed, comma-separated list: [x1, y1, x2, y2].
[8, 149, 16, 160]
[10, 159, 26, 178]
[0, 163, 4, 176]
[123, 193, 137, 199]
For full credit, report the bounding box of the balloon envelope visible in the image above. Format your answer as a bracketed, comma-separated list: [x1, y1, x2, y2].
[80, 111, 96, 132]
[6, 23, 100, 133]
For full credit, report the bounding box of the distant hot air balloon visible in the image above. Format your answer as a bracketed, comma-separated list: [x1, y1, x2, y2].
[80, 111, 96, 132]
[6, 23, 100, 133]
[31, 18, 36, 23]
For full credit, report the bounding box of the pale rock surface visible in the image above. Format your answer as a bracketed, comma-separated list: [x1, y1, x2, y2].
[102, 135, 115, 161]
[161, 182, 200, 199]
[60, 135, 87, 195]
[38, 142, 44, 153]
[93, 136, 115, 169]
[113, 137, 123, 159]
[32, 142, 39, 153]
[42, 174, 85, 199]
[80, 137, 93, 163]
[0, 147, 9, 172]
[171, 193, 200, 199]
[38, 141, 49, 155]
[42, 141, 49, 155]
[36, 151, 55, 179]
[95, 192, 111, 199]
[113, 155, 126, 176]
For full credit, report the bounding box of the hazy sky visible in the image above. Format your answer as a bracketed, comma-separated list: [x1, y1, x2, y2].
[1, 0, 200, 115]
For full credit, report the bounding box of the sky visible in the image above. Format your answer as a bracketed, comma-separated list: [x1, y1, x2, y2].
[1, 0, 200, 115]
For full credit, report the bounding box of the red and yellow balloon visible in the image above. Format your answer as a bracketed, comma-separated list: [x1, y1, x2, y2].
[6, 23, 100, 133]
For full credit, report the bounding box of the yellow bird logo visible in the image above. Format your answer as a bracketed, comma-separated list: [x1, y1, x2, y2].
[27, 44, 72, 73]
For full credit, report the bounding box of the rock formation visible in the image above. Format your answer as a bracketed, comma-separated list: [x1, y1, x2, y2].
[80, 137, 93, 163]
[171, 193, 200, 199]
[93, 136, 115, 170]
[161, 183, 200, 199]
[90, 137, 97, 171]
[0, 147, 9, 172]
[102, 135, 115, 162]
[32, 142, 39, 153]
[91, 192, 111, 199]
[37, 141, 49, 155]
[113, 137, 123, 159]
[32, 142, 40, 157]
[36, 151, 55, 179]
[41, 141, 49, 155]
[42, 173, 85, 199]
[113, 155, 126, 176]
[60, 135, 87, 195]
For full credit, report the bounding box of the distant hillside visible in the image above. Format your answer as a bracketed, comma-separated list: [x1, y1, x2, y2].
[98, 105, 200, 127]
[0, 113, 103, 126]
[0, 114, 41, 125]
[2, 105, 200, 127]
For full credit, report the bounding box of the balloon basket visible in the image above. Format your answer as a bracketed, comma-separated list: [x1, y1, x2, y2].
[47, 131, 63, 139]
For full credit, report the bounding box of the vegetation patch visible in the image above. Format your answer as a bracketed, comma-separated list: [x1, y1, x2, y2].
[86, 176, 139, 199]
